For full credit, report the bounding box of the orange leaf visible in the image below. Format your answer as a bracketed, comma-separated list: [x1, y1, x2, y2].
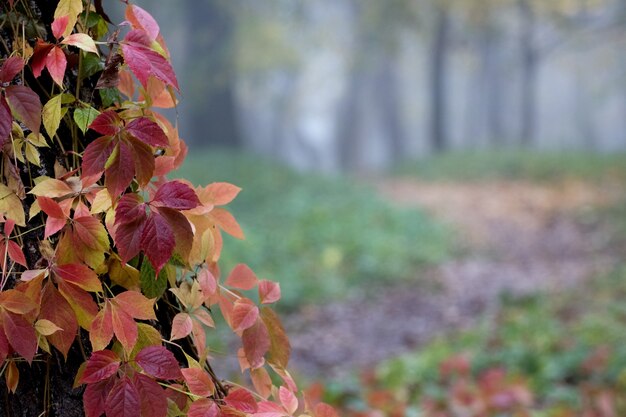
[231, 299, 259, 332]
[181, 368, 215, 397]
[112, 291, 156, 320]
[170, 312, 192, 341]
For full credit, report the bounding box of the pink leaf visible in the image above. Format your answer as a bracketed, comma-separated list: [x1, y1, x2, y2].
[5, 85, 41, 134]
[126, 5, 160, 40]
[181, 368, 215, 397]
[105, 377, 141, 417]
[279, 386, 298, 415]
[170, 312, 192, 341]
[225, 388, 258, 413]
[187, 399, 220, 417]
[242, 319, 270, 369]
[61, 33, 98, 55]
[135, 346, 181, 380]
[81, 350, 121, 384]
[231, 300, 259, 332]
[121, 30, 179, 90]
[126, 116, 169, 147]
[45, 46, 67, 86]
[258, 280, 281, 304]
[225, 264, 258, 290]
[51, 15, 69, 40]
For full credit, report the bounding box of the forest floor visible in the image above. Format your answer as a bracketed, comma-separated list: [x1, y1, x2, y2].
[285, 177, 625, 379]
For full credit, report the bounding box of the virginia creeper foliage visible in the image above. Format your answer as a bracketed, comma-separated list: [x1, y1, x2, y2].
[0, 1, 335, 416]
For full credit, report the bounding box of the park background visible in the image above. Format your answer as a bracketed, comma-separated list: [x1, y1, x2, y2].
[124, 1, 626, 415]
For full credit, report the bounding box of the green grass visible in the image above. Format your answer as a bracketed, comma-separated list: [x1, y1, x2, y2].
[396, 150, 626, 182]
[176, 149, 451, 309]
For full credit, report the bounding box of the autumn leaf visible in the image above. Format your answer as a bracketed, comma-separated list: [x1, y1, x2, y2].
[0, 56, 25, 83]
[170, 312, 192, 341]
[181, 367, 215, 397]
[42, 94, 64, 139]
[225, 264, 258, 290]
[231, 299, 259, 333]
[259, 280, 281, 304]
[133, 373, 168, 417]
[105, 376, 141, 417]
[5, 85, 41, 134]
[81, 350, 120, 384]
[74, 106, 100, 134]
[62, 33, 99, 55]
[135, 346, 181, 379]
[242, 319, 270, 370]
[125, 5, 160, 40]
[121, 30, 179, 91]
[54, 0, 83, 38]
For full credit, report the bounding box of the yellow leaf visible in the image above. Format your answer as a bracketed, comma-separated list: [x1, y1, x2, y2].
[27, 132, 49, 148]
[42, 94, 63, 139]
[24, 142, 40, 166]
[54, 0, 83, 38]
[0, 184, 25, 226]
[35, 319, 63, 336]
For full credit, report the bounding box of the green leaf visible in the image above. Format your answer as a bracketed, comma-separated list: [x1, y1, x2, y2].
[99, 88, 121, 107]
[74, 106, 100, 134]
[42, 94, 63, 139]
[139, 261, 167, 299]
[80, 53, 104, 79]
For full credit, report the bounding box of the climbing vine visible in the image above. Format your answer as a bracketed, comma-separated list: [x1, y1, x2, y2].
[0, 1, 334, 416]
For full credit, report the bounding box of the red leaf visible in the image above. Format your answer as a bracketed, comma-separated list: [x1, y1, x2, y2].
[81, 350, 120, 384]
[152, 181, 200, 210]
[225, 264, 258, 290]
[1, 310, 37, 363]
[112, 291, 155, 320]
[133, 373, 168, 417]
[105, 141, 135, 197]
[5, 85, 41, 134]
[38, 196, 67, 220]
[39, 284, 78, 358]
[181, 367, 215, 397]
[105, 377, 141, 417]
[0, 324, 7, 364]
[7, 241, 27, 267]
[188, 398, 220, 417]
[90, 111, 122, 136]
[55, 263, 102, 292]
[0, 56, 25, 83]
[242, 319, 270, 370]
[135, 346, 181, 379]
[111, 305, 138, 353]
[51, 15, 69, 40]
[0, 97, 12, 146]
[126, 5, 160, 40]
[140, 212, 174, 275]
[82, 136, 115, 180]
[121, 30, 179, 90]
[170, 312, 192, 341]
[258, 280, 281, 304]
[128, 137, 155, 187]
[45, 46, 67, 86]
[57, 280, 99, 330]
[114, 194, 147, 262]
[30, 40, 54, 79]
[84, 378, 114, 417]
[157, 207, 193, 257]
[126, 117, 169, 147]
[231, 299, 259, 332]
[225, 388, 258, 413]
[0, 289, 37, 314]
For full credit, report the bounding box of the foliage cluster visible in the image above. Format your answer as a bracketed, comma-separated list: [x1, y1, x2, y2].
[321, 269, 626, 416]
[0, 1, 330, 416]
[178, 151, 450, 308]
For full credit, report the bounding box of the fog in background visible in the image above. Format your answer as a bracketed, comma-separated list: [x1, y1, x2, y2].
[133, 0, 626, 172]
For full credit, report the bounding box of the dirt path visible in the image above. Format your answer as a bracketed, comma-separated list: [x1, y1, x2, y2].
[285, 178, 624, 379]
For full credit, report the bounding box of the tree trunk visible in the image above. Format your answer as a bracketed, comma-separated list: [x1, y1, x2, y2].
[376, 52, 406, 164]
[430, 5, 450, 153]
[182, 0, 241, 148]
[518, 0, 537, 147]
